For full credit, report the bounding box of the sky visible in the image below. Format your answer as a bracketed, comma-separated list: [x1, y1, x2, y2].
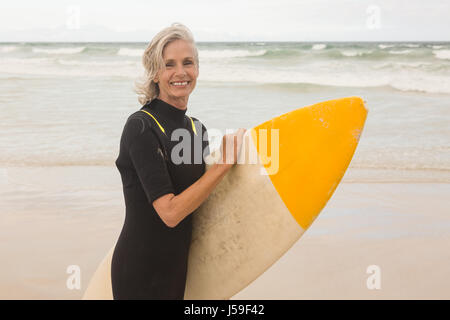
[0, 0, 449, 42]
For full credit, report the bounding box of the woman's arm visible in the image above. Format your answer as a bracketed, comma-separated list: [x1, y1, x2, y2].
[153, 163, 230, 228]
[153, 128, 246, 228]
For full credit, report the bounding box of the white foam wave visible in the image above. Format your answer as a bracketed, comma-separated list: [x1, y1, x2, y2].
[57, 59, 137, 67]
[199, 63, 450, 94]
[433, 50, 450, 60]
[0, 57, 54, 65]
[0, 45, 19, 53]
[340, 50, 373, 57]
[389, 50, 411, 55]
[198, 49, 266, 59]
[32, 47, 86, 54]
[390, 77, 450, 94]
[0, 57, 140, 78]
[340, 50, 359, 57]
[432, 45, 444, 49]
[373, 61, 433, 69]
[117, 48, 144, 57]
[378, 44, 395, 49]
[312, 44, 326, 50]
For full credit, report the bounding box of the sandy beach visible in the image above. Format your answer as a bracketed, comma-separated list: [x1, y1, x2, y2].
[1, 165, 448, 299]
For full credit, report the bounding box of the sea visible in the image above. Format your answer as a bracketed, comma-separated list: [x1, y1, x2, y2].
[0, 42, 449, 182]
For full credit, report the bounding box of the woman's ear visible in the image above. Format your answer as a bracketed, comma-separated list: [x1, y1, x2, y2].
[153, 70, 159, 83]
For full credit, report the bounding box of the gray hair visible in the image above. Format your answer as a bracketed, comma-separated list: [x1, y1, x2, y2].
[135, 23, 199, 105]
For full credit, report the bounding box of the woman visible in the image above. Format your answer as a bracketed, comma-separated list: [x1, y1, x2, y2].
[112, 23, 245, 299]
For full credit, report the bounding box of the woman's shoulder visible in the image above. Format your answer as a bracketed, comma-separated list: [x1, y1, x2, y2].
[120, 110, 158, 147]
[126, 109, 154, 132]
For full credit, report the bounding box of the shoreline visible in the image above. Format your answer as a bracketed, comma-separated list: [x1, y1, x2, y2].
[1, 165, 449, 184]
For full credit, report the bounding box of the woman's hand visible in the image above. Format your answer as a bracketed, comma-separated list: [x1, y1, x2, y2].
[153, 128, 247, 228]
[218, 128, 246, 169]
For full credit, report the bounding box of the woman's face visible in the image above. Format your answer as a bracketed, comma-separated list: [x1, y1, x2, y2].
[155, 39, 198, 108]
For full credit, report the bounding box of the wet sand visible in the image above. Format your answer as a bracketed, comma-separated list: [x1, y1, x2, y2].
[0, 166, 449, 299]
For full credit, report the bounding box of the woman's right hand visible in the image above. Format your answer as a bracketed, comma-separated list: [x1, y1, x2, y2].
[154, 127, 247, 228]
[218, 128, 246, 168]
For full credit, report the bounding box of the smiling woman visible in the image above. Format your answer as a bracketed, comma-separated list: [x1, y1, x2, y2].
[135, 23, 200, 108]
[109, 23, 246, 300]
[153, 39, 199, 109]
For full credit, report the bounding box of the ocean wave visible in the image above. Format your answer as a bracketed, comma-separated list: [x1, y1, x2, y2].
[117, 47, 144, 57]
[378, 44, 396, 49]
[372, 61, 435, 70]
[255, 48, 385, 59]
[82, 46, 120, 55]
[57, 59, 137, 67]
[201, 74, 450, 95]
[340, 50, 361, 57]
[258, 49, 303, 58]
[0, 45, 19, 53]
[199, 49, 267, 59]
[433, 49, 450, 60]
[312, 44, 327, 50]
[32, 47, 86, 54]
[389, 79, 450, 94]
[389, 49, 412, 55]
[340, 50, 374, 57]
[338, 48, 431, 59]
[0, 57, 140, 78]
[257, 47, 427, 60]
[0, 57, 54, 65]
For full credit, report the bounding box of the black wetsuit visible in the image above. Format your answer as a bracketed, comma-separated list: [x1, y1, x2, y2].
[112, 98, 209, 300]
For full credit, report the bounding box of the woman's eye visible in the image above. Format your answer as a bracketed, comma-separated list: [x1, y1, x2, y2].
[165, 61, 193, 67]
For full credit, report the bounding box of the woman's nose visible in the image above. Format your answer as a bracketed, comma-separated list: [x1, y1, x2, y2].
[175, 63, 187, 76]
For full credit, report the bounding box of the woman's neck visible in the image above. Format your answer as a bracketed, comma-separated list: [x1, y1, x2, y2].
[157, 94, 188, 110]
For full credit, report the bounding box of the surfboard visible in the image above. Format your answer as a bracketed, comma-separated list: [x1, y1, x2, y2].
[82, 96, 368, 300]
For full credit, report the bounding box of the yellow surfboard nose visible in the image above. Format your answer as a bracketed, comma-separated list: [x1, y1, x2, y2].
[251, 96, 368, 230]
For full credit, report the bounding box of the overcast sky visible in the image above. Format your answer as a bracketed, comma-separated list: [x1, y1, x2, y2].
[1, 0, 449, 42]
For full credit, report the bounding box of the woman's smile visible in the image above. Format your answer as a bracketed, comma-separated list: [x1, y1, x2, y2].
[170, 80, 190, 88]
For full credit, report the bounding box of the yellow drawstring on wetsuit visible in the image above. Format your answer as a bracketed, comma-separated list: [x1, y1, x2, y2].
[139, 110, 198, 136]
[189, 116, 197, 136]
